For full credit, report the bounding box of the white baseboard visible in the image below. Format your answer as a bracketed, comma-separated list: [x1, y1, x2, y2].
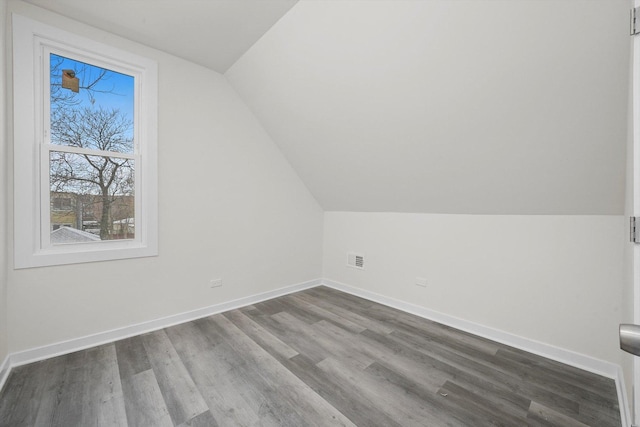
[0, 355, 10, 393]
[5, 278, 321, 371]
[0, 277, 631, 426]
[320, 279, 632, 427]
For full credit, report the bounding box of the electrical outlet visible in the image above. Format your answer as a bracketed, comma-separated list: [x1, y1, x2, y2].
[415, 277, 427, 288]
[209, 278, 222, 288]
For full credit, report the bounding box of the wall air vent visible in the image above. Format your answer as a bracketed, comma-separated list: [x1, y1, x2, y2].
[347, 252, 365, 270]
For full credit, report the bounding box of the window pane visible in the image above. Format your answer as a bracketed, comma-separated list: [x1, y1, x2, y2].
[49, 53, 135, 154]
[50, 151, 135, 243]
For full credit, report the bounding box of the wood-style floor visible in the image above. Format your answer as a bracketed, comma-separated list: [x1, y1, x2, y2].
[0, 286, 621, 427]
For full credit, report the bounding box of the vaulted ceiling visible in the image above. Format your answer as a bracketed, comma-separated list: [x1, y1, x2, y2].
[23, 0, 298, 73]
[25, 0, 631, 214]
[226, 0, 630, 214]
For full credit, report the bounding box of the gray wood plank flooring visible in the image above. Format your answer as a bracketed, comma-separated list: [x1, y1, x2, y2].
[0, 286, 622, 426]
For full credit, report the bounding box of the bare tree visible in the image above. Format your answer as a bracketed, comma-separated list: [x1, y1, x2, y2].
[50, 106, 134, 239]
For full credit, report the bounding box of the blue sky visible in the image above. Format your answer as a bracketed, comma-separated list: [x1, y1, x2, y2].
[50, 53, 135, 123]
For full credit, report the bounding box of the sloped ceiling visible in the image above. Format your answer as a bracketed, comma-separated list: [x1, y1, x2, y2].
[226, 0, 630, 214]
[23, 0, 630, 214]
[23, 0, 298, 73]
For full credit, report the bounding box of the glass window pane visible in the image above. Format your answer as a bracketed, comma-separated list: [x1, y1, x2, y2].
[50, 151, 135, 243]
[49, 53, 135, 154]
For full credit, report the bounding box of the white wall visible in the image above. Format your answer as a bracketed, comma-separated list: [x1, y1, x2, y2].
[323, 212, 625, 365]
[0, 0, 9, 368]
[4, 1, 323, 353]
[1, 2, 630, 398]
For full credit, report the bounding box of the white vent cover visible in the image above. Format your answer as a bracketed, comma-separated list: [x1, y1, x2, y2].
[347, 252, 365, 269]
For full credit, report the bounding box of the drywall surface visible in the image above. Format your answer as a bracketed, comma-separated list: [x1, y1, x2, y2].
[323, 212, 625, 365]
[227, 0, 629, 214]
[5, 1, 323, 353]
[23, 0, 298, 73]
[0, 0, 8, 365]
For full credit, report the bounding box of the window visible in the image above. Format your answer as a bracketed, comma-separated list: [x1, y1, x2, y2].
[51, 197, 72, 211]
[13, 15, 158, 268]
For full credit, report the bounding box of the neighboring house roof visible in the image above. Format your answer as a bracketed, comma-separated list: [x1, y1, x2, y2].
[51, 226, 101, 244]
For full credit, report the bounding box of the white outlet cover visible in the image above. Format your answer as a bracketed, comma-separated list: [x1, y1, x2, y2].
[415, 277, 427, 287]
[210, 279, 223, 288]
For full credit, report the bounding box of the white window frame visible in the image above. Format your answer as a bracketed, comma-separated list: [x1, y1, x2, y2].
[13, 14, 158, 269]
